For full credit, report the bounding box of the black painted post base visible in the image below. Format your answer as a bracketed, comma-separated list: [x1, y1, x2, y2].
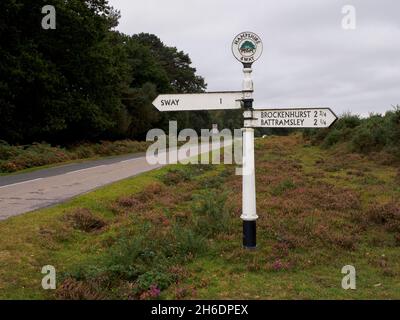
[243, 220, 256, 249]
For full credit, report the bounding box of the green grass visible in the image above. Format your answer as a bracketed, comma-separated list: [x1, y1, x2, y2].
[0, 134, 399, 299]
[166, 256, 399, 299]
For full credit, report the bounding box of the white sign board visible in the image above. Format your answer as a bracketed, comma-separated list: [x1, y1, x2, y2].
[152, 92, 243, 112]
[232, 31, 263, 65]
[252, 108, 337, 128]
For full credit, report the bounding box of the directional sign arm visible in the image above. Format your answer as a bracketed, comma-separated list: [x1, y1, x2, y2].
[251, 108, 338, 128]
[152, 91, 243, 112]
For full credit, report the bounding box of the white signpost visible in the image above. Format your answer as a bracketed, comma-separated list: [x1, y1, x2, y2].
[152, 91, 243, 111]
[232, 31, 263, 249]
[152, 31, 338, 249]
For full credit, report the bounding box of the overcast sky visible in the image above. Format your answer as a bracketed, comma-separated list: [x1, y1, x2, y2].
[109, 0, 399, 116]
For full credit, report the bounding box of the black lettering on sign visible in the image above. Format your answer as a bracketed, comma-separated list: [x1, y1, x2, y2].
[161, 99, 180, 107]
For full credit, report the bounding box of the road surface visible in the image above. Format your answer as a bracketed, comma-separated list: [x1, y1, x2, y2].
[0, 141, 233, 220]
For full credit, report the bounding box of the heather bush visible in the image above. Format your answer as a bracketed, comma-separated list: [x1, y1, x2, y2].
[270, 179, 296, 196]
[160, 168, 192, 185]
[367, 202, 400, 232]
[63, 208, 107, 233]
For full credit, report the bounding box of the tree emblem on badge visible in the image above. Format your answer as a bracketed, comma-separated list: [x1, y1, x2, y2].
[239, 41, 256, 56]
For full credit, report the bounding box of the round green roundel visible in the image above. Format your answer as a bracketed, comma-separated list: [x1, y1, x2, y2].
[232, 32, 263, 65]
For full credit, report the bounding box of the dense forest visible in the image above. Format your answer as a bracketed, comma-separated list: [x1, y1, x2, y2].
[0, 0, 239, 145]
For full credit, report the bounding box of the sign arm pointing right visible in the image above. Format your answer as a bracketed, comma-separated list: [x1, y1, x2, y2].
[251, 107, 338, 128]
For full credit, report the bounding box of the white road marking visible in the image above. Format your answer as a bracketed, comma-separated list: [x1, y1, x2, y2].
[119, 158, 144, 164]
[65, 164, 107, 175]
[0, 178, 44, 189]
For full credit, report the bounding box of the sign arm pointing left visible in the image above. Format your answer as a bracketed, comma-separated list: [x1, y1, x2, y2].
[152, 91, 243, 112]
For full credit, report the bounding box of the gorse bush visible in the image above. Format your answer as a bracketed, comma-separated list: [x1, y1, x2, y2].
[135, 271, 173, 293]
[173, 225, 207, 256]
[321, 129, 342, 148]
[103, 232, 159, 281]
[304, 106, 400, 162]
[192, 191, 232, 237]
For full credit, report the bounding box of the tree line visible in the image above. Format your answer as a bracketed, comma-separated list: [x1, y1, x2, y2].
[0, 0, 240, 145]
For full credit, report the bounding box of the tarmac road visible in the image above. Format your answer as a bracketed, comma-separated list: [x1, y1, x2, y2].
[0, 141, 233, 220]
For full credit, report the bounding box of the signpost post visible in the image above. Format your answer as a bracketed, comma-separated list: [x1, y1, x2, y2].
[232, 31, 263, 249]
[152, 31, 338, 250]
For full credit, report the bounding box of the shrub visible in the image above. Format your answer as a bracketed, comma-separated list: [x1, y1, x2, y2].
[351, 115, 387, 153]
[64, 208, 106, 232]
[102, 232, 151, 280]
[72, 144, 96, 158]
[135, 270, 173, 293]
[160, 168, 191, 185]
[116, 196, 144, 210]
[56, 278, 105, 300]
[321, 129, 342, 148]
[190, 164, 214, 175]
[335, 113, 362, 130]
[144, 182, 164, 195]
[367, 202, 400, 232]
[197, 175, 224, 189]
[0, 141, 20, 160]
[192, 191, 232, 237]
[139, 284, 162, 300]
[173, 226, 206, 256]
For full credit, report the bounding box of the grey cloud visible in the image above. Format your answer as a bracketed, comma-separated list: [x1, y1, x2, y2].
[110, 0, 400, 116]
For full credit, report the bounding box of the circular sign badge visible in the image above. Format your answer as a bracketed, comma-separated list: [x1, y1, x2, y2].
[232, 31, 263, 66]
